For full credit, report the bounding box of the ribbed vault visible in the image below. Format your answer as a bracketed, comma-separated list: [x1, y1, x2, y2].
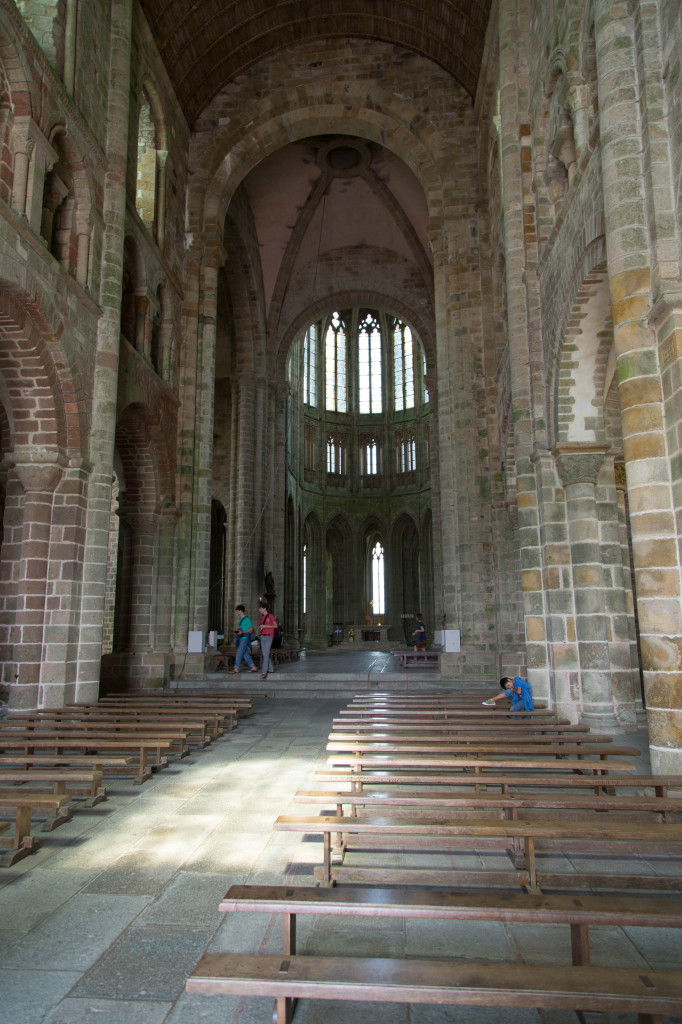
[138, 0, 492, 124]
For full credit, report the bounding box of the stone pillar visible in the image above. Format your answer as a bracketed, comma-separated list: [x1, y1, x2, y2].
[154, 506, 180, 651]
[614, 460, 645, 721]
[8, 456, 64, 710]
[172, 255, 221, 675]
[595, 0, 682, 770]
[77, 0, 134, 695]
[554, 444, 616, 726]
[124, 509, 158, 652]
[10, 118, 56, 230]
[497, 0, 551, 703]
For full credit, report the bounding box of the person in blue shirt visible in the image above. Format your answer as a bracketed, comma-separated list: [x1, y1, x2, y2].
[482, 676, 534, 711]
[411, 613, 426, 651]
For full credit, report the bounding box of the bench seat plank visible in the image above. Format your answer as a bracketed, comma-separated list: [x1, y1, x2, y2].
[0, 769, 105, 806]
[295, 788, 682, 821]
[326, 754, 636, 773]
[187, 953, 682, 1019]
[314, 768, 681, 794]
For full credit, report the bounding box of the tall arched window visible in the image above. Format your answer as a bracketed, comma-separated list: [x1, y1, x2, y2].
[358, 312, 382, 413]
[325, 312, 347, 411]
[304, 323, 317, 407]
[302, 542, 307, 614]
[393, 320, 414, 411]
[136, 91, 157, 229]
[370, 539, 385, 615]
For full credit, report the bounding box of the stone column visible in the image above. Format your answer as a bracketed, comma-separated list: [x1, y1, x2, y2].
[77, 0, 134, 695]
[154, 506, 180, 652]
[497, 0, 551, 702]
[555, 444, 618, 727]
[124, 509, 158, 653]
[172, 255, 221, 675]
[614, 460, 645, 720]
[8, 456, 64, 709]
[595, 0, 682, 770]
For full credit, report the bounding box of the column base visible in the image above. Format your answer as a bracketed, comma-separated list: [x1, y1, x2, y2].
[100, 651, 170, 693]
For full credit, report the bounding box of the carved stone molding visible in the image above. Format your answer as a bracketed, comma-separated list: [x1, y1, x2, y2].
[553, 443, 609, 488]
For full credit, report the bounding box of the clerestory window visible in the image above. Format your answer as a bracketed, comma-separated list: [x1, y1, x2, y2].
[325, 312, 347, 412]
[393, 320, 414, 411]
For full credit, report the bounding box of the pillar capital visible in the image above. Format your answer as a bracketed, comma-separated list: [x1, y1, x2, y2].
[552, 443, 609, 488]
[11, 451, 66, 494]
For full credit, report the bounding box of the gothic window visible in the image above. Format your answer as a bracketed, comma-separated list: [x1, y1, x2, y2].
[327, 434, 345, 474]
[398, 434, 416, 473]
[423, 352, 429, 404]
[358, 312, 382, 413]
[304, 323, 317, 407]
[370, 539, 385, 615]
[325, 311, 347, 412]
[136, 92, 157, 228]
[363, 439, 378, 475]
[302, 542, 307, 614]
[393, 319, 414, 411]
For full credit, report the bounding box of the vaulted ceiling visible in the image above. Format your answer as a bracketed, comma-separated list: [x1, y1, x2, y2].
[139, 0, 493, 125]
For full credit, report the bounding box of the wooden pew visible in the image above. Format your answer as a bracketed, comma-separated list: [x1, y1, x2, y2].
[0, 768, 106, 806]
[0, 734, 173, 784]
[0, 754, 133, 775]
[6, 711, 214, 747]
[391, 650, 440, 668]
[333, 717, 590, 734]
[314, 767, 682, 797]
[217, 882, 682, 965]
[326, 736, 637, 756]
[187, 954, 682, 1024]
[0, 789, 72, 865]
[274, 812, 682, 890]
[325, 752, 637, 776]
[295, 787, 682, 823]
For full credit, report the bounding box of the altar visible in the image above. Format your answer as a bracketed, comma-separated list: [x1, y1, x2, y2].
[349, 624, 391, 643]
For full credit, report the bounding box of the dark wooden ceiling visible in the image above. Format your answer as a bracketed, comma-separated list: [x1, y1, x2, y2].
[139, 0, 493, 125]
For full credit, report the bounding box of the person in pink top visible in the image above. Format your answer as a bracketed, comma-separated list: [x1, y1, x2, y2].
[258, 601, 277, 678]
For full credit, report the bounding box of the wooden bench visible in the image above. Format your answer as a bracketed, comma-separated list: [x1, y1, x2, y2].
[391, 650, 440, 668]
[274, 812, 682, 890]
[187, 953, 682, 1024]
[0, 734, 173, 784]
[326, 736, 638, 757]
[326, 743, 640, 770]
[6, 712, 214, 748]
[314, 767, 682, 796]
[295, 787, 682, 823]
[0, 754, 133, 775]
[217, 882, 682, 964]
[325, 752, 637, 776]
[0, 768, 106, 806]
[333, 717, 589, 734]
[0, 720, 195, 758]
[338, 707, 560, 719]
[0, 788, 72, 865]
[187, 880, 682, 1024]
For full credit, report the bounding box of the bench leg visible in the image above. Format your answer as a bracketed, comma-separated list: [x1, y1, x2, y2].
[283, 913, 296, 955]
[275, 995, 296, 1024]
[570, 922, 590, 965]
[0, 806, 40, 866]
[40, 807, 72, 832]
[323, 832, 332, 885]
[525, 836, 539, 892]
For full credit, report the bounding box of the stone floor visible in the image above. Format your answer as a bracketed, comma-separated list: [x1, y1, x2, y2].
[0, 696, 681, 1024]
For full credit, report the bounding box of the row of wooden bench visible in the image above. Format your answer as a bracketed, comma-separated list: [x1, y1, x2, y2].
[186, 689, 682, 1022]
[0, 690, 255, 866]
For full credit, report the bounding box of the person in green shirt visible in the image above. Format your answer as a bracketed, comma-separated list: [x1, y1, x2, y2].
[230, 604, 258, 673]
